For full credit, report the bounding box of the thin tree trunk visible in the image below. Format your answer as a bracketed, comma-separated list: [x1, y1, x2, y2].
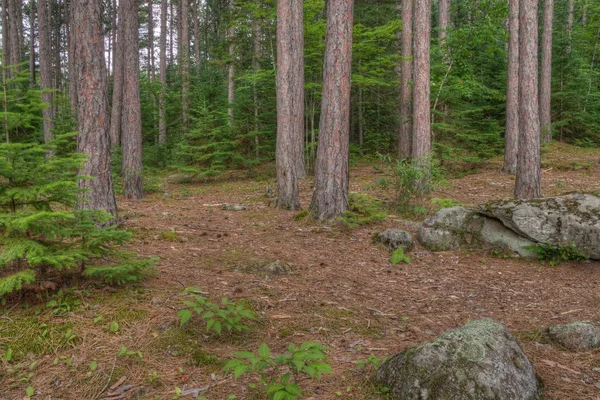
[29, 0, 35, 86]
[52, 0, 61, 90]
[276, 0, 304, 210]
[310, 0, 354, 221]
[67, 0, 77, 112]
[110, 0, 125, 148]
[39, 0, 55, 148]
[148, 0, 155, 78]
[515, 0, 541, 199]
[504, 0, 519, 174]
[398, 0, 412, 159]
[73, 0, 117, 215]
[252, 20, 260, 159]
[193, 0, 201, 65]
[121, 0, 144, 200]
[2, 1, 9, 72]
[181, 0, 190, 130]
[540, 0, 554, 143]
[169, 0, 173, 66]
[112, 0, 117, 75]
[227, 1, 236, 126]
[159, 0, 167, 146]
[566, 0, 574, 54]
[438, 0, 450, 52]
[412, 0, 432, 192]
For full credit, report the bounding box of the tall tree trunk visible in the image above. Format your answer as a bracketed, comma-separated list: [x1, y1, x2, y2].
[227, 0, 235, 126]
[73, 0, 117, 215]
[310, 0, 354, 221]
[504, 0, 519, 174]
[39, 0, 55, 147]
[121, 0, 144, 200]
[67, 0, 77, 112]
[412, 0, 432, 192]
[2, 1, 9, 71]
[169, 0, 174, 66]
[110, 1, 125, 148]
[193, 0, 201, 65]
[252, 20, 260, 159]
[566, 0, 574, 54]
[29, 0, 35, 86]
[438, 0, 450, 50]
[398, 0, 412, 159]
[540, 0, 554, 143]
[276, 0, 304, 210]
[515, 0, 541, 199]
[181, 0, 190, 130]
[147, 0, 155, 78]
[52, 0, 61, 90]
[6, 0, 23, 67]
[158, 0, 167, 146]
[112, 0, 117, 75]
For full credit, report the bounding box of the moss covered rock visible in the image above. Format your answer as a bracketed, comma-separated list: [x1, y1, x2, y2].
[375, 319, 543, 400]
[481, 194, 600, 260]
[373, 229, 414, 252]
[417, 207, 536, 257]
[548, 322, 600, 352]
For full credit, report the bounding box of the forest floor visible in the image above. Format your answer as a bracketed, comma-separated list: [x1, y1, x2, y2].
[2, 143, 600, 400]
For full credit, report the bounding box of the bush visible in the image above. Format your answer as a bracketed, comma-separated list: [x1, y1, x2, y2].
[0, 141, 155, 297]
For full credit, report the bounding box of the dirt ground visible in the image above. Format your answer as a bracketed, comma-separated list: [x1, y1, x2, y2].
[1, 143, 600, 400]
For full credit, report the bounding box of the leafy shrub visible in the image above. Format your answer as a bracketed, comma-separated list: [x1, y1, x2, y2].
[390, 248, 411, 265]
[177, 288, 256, 336]
[340, 193, 387, 228]
[528, 243, 588, 266]
[224, 342, 332, 400]
[0, 141, 156, 298]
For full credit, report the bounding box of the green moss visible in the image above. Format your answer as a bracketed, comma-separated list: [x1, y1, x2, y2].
[159, 230, 180, 242]
[0, 317, 74, 362]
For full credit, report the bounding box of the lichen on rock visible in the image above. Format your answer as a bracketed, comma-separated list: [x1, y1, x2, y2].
[375, 319, 543, 400]
[548, 322, 600, 352]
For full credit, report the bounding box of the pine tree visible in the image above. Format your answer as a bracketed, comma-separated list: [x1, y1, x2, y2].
[0, 141, 155, 297]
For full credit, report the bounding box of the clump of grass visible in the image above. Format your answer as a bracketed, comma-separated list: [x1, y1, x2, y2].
[159, 230, 180, 242]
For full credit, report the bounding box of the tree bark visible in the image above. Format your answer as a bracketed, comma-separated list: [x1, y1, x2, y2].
[504, 0, 519, 174]
[412, 0, 432, 192]
[227, 0, 235, 126]
[181, 0, 190, 130]
[566, 0, 574, 54]
[252, 20, 261, 159]
[29, 0, 35, 86]
[193, 0, 201, 66]
[310, 0, 354, 221]
[276, 0, 304, 210]
[515, 0, 541, 199]
[147, 0, 155, 79]
[67, 0, 78, 112]
[110, 0, 125, 147]
[73, 0, 117, 215]
[39, 0, 55, 147]
[159, 0, 167, 146]
[398, 0, 412, 159]
[121, 0, 144, 200]
[438, 0, 450, 49]
[540, 0, 554, 143]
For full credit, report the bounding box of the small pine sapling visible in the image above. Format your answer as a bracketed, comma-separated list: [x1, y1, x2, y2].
[0, 140, 156, 298]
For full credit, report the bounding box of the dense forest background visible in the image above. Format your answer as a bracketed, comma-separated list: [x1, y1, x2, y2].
[2, 0, 599, 182]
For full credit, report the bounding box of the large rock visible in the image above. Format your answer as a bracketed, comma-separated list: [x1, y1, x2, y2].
[373, 229, 414, 252]
[481, 193, 600, 259]
[376, 320, 543, 400]
[418, 207, 536, 257]
[548, 322, 600, 352]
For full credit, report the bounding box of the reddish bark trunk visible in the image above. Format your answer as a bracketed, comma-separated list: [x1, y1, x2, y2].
[398, 0, 413, 159]
[310, 0, 354, 221]
[515, 0, 541, 199]
[73, 0, 117, 215]
[504, 0, 519, 174]
[276, 0, 304, 210]
[540, 0, 554, 143]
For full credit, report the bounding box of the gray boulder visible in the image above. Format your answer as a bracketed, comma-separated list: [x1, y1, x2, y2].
[481, 193, 600, 259]
[548, 322, 600, 352]
[418, 207, 536, 257]
[373, 229, 414, 252]
[376, 319, 543, 400]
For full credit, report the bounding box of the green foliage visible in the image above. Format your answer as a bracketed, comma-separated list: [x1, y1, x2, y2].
[0, 141, 155, 298]
[224, 342, 332, 400]
[340, 193, 387, 228]
[177, 288, 256, 336]
[390, 248, 411, 265]
[430, 198, 462, 210]
[528, 243, 588, 266]
[355, 354, 387, 370]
